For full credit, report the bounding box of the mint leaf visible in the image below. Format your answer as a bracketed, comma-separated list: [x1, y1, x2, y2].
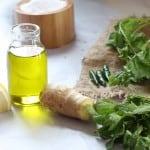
[89, 95, 150, 149]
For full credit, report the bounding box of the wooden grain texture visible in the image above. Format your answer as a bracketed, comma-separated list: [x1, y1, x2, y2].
[14, 0, 75, 49]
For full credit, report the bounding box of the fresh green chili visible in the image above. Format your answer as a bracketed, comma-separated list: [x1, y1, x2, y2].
[103, 65, 111, 81]
[89, 70, 99, 86]
[96, 70, 107, 87]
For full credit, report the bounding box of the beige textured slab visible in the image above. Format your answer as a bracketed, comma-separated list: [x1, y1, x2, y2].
[75, 19, 150, 101]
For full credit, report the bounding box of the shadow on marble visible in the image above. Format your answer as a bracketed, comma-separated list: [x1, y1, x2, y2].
[13, 103, 96, 135]
[0, 110, 14, 121]
[51, 112, 96, 135]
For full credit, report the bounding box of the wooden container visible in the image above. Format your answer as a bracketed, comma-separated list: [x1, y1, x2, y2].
[14, 0, 75, 49]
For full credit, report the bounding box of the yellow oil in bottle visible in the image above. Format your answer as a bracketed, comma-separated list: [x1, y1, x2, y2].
[7, 46, 47, 105]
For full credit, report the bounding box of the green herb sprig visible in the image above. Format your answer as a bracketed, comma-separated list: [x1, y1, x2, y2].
[107, 17, 150, 86]
[87, 94, 150, 150]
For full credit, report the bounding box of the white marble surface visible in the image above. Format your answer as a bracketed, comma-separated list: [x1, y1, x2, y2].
[0, 0, 149, 150]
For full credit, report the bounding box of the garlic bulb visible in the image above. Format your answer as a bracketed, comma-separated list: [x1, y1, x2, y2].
[0, 84, 11, 112]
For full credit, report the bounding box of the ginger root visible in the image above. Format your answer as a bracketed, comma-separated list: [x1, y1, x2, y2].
[40, 84, 94, 121]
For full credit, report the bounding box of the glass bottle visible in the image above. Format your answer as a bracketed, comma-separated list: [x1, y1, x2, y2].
[7, 23, 47, 105]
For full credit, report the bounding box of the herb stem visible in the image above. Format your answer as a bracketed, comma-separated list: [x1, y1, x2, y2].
[119, 21, 136, 55]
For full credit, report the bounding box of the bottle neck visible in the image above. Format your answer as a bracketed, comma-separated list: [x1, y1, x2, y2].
[11, 23, 43, 48]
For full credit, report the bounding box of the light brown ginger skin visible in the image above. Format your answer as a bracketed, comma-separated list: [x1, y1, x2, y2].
[40, 84, 94, 121]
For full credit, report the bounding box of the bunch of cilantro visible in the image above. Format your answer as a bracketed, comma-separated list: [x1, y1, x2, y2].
[107, 17, 150, 86]
[87, 95, 150, 150]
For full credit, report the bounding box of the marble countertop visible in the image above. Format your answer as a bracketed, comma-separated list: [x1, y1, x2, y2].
[0, 0, 149, 150]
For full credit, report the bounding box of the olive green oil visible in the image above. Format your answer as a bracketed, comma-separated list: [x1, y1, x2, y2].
[8, 47, 47, 105]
